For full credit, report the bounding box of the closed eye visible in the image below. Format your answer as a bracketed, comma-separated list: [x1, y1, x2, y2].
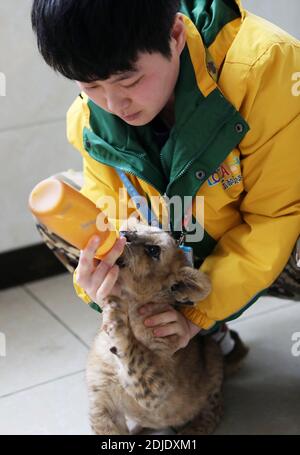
[144, 245, 161, 260]
[84, 85, 99, 91]
[122, 76, 143, 88]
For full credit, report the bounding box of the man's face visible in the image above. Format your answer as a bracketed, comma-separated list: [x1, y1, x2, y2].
[76, 49, 182, 126]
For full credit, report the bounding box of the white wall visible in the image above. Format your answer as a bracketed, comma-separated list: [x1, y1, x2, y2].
[0, 0, 81, 253]
[242, 0, 300, 39]
[0, 0, 299, 253]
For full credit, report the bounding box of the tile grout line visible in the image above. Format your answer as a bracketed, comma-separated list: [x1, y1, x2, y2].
[22, 285, 91, 350]
[229, 300, 300, 325]
[0, 369, 85, 400]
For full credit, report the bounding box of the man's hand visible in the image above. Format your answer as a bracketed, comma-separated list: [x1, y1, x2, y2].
[139, 303, 201, 352]
[76, 234, 127, 304]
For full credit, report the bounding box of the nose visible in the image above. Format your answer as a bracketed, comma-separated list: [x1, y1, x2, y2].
[106, 92, 131, 116]
[119, 231, 137, 243]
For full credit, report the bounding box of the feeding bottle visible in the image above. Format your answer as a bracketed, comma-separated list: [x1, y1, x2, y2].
[29, 177, 118, 259]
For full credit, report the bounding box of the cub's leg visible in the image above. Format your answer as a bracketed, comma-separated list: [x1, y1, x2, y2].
[88, 387, 129, 435]
[102, 297, 174, 411]
[176, 337, 224, 435]
[176, 391, 224, 435]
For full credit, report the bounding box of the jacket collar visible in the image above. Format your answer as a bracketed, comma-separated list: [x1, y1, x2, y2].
[180, 0, 243, 46]
[84, 11, 249, 201]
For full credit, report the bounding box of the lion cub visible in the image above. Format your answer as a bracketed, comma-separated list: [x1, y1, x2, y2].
[86, 220, 224, 435]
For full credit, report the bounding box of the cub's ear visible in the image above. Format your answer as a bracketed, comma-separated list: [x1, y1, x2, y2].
[169, 267, 211, 305]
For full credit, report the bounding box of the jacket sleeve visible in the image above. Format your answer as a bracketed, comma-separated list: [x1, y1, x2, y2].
[66, 95, 136, 309]
[66, 95, 112, 309]
[72, 154, 111, 309]
[181, 41, 300, 330]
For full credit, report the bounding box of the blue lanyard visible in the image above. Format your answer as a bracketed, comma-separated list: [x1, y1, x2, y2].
[116, 170, 163, 228]
[116, 169, 194, 266]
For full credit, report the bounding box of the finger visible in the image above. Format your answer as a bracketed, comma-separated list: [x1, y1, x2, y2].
[153, 324, 190, 350]
[77, 235, 102, 281]
[96, 236, 127, 268]
[92, 257, 101, 268]
[95, 265, 120, 301]
[89, 261, 112, 295]
[139, 302, 172, 316]
[153, 322, 180, 337]
[144, 310, 177, 328]
[89, 236, 126, 299]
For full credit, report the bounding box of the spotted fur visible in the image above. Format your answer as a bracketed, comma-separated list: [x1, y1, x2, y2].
[86, 219, 224, 435]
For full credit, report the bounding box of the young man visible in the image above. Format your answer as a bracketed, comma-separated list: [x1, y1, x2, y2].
[31, 1, 300, 360]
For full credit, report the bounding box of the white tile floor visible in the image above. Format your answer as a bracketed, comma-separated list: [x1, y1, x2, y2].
[0, 273, 299, 435]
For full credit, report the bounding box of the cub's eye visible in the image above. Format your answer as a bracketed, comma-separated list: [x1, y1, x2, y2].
[144, 245, 161, 260]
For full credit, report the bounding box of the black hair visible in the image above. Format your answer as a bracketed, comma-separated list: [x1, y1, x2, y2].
[31, 0, 181, 82]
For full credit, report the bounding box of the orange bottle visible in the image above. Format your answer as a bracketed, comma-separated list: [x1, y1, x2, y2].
[28, 177, 118, 259]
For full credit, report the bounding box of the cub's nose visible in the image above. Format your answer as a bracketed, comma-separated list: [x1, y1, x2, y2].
[119, 231, 137, 243]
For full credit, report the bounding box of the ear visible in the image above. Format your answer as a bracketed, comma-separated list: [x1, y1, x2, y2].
[170, 267, 211, 305]
[171, 13, 186, 56]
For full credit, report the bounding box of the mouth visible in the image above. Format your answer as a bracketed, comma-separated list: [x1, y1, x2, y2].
[121, 111, 141, 122]
[116, 256, 126, 268]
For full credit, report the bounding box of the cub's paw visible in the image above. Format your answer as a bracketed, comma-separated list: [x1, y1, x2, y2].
[102, 297, 121, 311]
[102, 319, 118, 337]
[102, 310, 129, 342]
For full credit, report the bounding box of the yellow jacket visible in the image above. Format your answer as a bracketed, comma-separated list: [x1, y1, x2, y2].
[67, 0, 300, 330]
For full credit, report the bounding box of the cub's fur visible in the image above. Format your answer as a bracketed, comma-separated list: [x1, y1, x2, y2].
[86, 220, 224, 435]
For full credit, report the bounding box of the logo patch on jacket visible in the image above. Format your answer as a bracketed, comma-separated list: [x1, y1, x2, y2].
[207, 157, 242, 190]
